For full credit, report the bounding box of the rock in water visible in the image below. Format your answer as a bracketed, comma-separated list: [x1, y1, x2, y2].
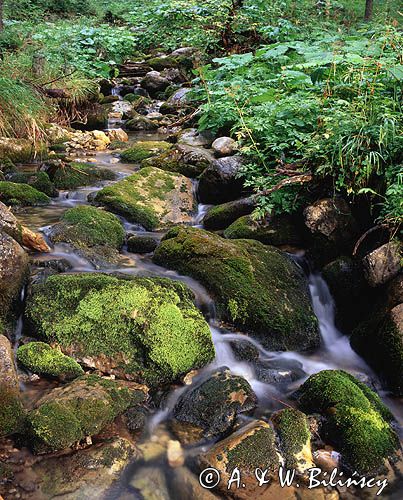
[296, 370, 400, 474]
[198, 420, 281, 496]
[177, 128, 214, 147]
[211, 137, 238, 157]
[25, 273, 215, 385]
[32, 437, 139, 499]
[27, 374, 146, 453]
[198, 156, 244, 204]
[120, 141, 172, 163]
[0, 335, 25, 437]
[153, 227, 319, 351]
[202, 198, 255, 231]
[171, 368, 257, 444]
[94, 167, 195, 230]
[0, 231, 29, 324]
[130, 466, 170, 500]
[0, 181, 50, 206]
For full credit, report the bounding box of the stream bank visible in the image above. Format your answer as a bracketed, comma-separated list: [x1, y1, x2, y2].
[1, 49, 402, 500]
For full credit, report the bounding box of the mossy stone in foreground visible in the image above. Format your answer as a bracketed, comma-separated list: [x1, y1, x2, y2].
[51, 206, 125, 249]
[7, 171, 57, 197]
[94, 167, 194, 231]
[202, 198, 255, 230]
[296, 370, 399, 473]
[17, 342, 84, 381]
[52, 163, 116, 190]
[120, 141, 172, 163]
[153, 227, 319, 351]
[0, 385, 25, 437]
[25, 273, 215, 385]
[0, 181, 50, 206]
[27, 375, 145, 453]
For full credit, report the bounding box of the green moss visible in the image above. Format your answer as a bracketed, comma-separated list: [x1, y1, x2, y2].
[7, 171, 57, 197]
[17, 342, 84, 380]
[25, 274, 215, 385]
[153, 227, 319, 351]
[0, 385, 25, 437]
[127, 235, 158, 254]
[27, 375, 137, 453]
[0, 181, 50, 206]
[297, 370, 399, 473]
[226, 425, 278, 472]
[94, 166, 188, 231]
[0, 138, 46, 163]
[147, 56, 178, 70]
[51, 206, 125, 249]
[203, 200, 255, 231]
[120, 141, 172, 163]
[224, 214, 302, 246]
[272, 408, 310, 469]
[141, 145, 210, 178]
[52, 163, 116, 190]
[109, 140, 130, 151]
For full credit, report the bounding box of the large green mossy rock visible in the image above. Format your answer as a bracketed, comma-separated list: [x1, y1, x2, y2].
[7, 171, 58, 198]
[27, 375, 145, 453]
[52, 163, 116, 190]
[25, 274, 215, 385]
[224, 214, 302, 247]
[94, 167, 195, 231]
[0, 138, 46, 163]
[50, 206, 125, 266]
[120, 141, 172, 163]
[153, 227, 319, 351]
[296, 370, 399, 474]
[17, 342, 84, 381]
[0, 181, 50, 206]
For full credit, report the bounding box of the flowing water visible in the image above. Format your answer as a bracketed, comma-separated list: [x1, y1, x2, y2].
[10, 112, 403, 498]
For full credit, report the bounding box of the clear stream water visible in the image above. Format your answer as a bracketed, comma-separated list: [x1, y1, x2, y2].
[12, 129, 402, 498]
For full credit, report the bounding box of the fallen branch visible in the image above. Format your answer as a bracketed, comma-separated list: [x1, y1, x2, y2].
[352, 224, 390, 256]
[252, 173, 313, 200]
[170, 108, 200, 127]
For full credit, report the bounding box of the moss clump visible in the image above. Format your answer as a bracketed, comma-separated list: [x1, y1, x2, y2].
[94, 166, 193, 231]
[224, 214, 302, 246]
[120, 141, 172, 163]
[51, 206, 125, 249]
[0, 384, 25, 437]
[296, 370, 399, 473]
[25, 273, 215, 385]
[153, 227, 319, 351]
[109, 140, 130, 151]
[271, 408, 311, 470]
[52, 163, 116, 190]
[17, 342, 84, 381]
[8, 171, 57, 198]
[147, 56, 178, 70]
[27, 375, 142, 453]
[0, 181, 50, 206]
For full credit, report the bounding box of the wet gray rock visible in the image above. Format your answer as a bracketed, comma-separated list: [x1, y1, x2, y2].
[363, 241, 401, 287]
[177, 128, 214, 148]
[126, 113, 159, 131]
[127, 235, 159, 254]
[170, 367, 257, 444]
[198, 155, 244, 204]
[141, 71, 170, 96]
[212, 137, 238, 157]
[230, 338, 260, 362]
[255, 359, 306, 386]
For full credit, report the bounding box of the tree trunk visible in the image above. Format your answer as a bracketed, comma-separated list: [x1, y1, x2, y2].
[364, 0, 373, 21]
[0, 0, 4, 31]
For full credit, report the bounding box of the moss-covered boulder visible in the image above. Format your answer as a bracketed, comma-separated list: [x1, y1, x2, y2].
[0, 137, 46, 163]
[296, 370, 399, 474]
[153, 227, 319, 351]
[203, 198, 255, 231]
[271, 408, 314, 473]
[351, 303, 403, 395]
[7, 171, 58, 198]
[27, 375, 146, 453]
[224, 214, 302, 247]
[52, 163, 116, 190]
[50, 206, 125, 266]
[0, 231, 29, 326]
[25, 274, 215, 385]
[199, 420, 280, 496]
[120, 141, 172, 163]
[127, 235, 159, 254]
[32, 437, 138, 499]
[0, 335, 25, 437]
[0, 181, 50, 206]
[17, 342, 84, 381]
[94, 167, 195, 231]
[171, 368, 257, 444]
[142, 144, 213, 178]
